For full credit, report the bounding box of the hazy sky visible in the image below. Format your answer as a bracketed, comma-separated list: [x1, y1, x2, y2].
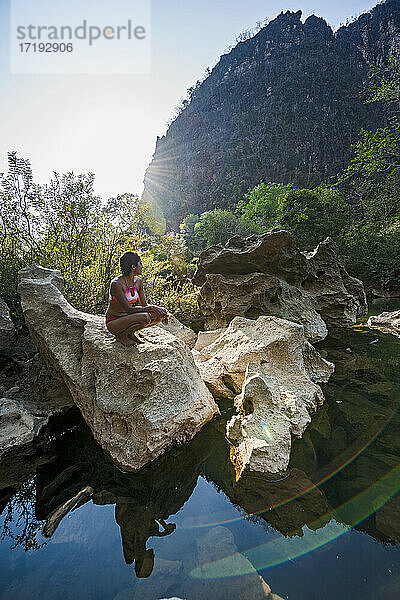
[0, 0, 378, 200]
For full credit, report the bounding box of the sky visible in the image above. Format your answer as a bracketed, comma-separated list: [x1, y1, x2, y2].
[0, 0, 379, 200]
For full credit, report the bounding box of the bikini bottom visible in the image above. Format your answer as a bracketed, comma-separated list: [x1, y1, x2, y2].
[105, 315, 120, 325]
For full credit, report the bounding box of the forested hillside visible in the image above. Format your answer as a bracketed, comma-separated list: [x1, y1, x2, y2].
[141, 0, 400, 229]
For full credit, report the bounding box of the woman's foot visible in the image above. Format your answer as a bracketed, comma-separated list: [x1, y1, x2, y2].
[116, 331, 143, 346]
[128, 332, 145, 344]
[115, 334, 136, 346]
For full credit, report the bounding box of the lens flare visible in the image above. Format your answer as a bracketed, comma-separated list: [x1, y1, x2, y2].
[181, 392, 400, 530]
[190, 464, 400, 579]
[262, 423, 274, 441]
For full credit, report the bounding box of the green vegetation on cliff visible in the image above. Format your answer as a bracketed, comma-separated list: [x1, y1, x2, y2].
[176, 44, 400, 291]
[142, 0, 400, 229]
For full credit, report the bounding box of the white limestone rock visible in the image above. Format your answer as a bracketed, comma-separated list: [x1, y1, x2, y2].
[0, 298, 16, 351]
[367, 310, 400, 338]
[193, 231, 367, 340]
[0, 397, 37, 457]
[18, 264, 219, 472]
[193, 315, 334, 474]
[159, 314, 197, 348]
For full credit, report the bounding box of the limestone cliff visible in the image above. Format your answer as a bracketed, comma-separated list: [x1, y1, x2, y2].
[142, 0, 400, 228]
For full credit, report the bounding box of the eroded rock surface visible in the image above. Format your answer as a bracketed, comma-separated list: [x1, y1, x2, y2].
[0, 352, 74, 458]
[302, 237, 368, 328]
[193, 231, 367, 341]
[0, 398, 37, 457]
[0, 298, 16, 351]
[193, 316, 334, 474]
[18, 264, 219, 472]
[160, 314, 197, 348]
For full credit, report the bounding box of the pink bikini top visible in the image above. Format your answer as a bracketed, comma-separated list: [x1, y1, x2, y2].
[110, 282, 140, 305]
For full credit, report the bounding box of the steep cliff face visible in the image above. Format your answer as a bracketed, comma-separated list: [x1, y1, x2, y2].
[142, 0, 400, 229]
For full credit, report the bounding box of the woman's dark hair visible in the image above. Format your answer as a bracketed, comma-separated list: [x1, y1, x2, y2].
[120, 251, 141, 276]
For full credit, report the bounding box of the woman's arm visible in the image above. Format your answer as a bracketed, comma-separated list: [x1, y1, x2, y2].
[110, 281, 147, 314]
[136, 277, 168, 318]
[135, 277, 147, 307]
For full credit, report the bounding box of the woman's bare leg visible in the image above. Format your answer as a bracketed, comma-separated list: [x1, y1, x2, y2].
[106, 313, 151, 346]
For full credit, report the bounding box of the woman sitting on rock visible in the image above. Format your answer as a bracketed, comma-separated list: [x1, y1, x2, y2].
[105, 251, 168, 345]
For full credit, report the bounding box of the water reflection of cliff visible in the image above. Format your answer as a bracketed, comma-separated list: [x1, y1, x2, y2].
[1, 324, 399, 581]
[293, 326, 400, 544]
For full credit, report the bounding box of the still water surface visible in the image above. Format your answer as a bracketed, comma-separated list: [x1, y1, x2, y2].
[0, 300, 399, 599]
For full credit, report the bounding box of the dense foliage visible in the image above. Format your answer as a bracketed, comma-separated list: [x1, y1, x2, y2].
[0, 153, 199, 325]
[181, 184, 350, 255]
[176, 49, 400, 291]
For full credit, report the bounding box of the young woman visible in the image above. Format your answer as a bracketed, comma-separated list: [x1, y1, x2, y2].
[105, 250, 168, 346]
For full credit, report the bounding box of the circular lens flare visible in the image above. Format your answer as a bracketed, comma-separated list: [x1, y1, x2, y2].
[181, 393, 400, 531]
[190, 464, 400, 579]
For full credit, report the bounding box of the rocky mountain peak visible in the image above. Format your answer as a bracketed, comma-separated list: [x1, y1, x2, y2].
[141, 1, 400, 229]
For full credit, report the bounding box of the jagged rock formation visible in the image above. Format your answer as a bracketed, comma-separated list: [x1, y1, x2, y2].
[0, 353, 74, 458]
[193, 231, 367, 339]
[302, 237, 368, 327]
[159, 313, 197, 348]
[0, 398, 38, 458]
[18, 264, 219, 472]
[192, 316, 334, 474]
[142, 1, 400, 228]
[367, 309, 400, 337]
[0, 298, 16, 351]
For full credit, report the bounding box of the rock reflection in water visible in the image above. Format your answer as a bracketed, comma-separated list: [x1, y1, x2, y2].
[293, 324, 400, 544]
[201, 420, 331, 536]
[0, 317, 399, 598]
[0, 411, 330, 598]
[32, 421, 210, 579]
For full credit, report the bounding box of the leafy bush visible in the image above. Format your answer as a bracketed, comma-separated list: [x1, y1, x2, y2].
[277, 186, 350, 250]
[238, 182, 292, 231]
[0, 152, 199, 324]
[180, 209, 257, 257]
[341, 224, 400, 290]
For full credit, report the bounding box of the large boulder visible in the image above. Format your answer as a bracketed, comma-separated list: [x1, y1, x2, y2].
[159, 313, 197, 348]
[192, 316, 334, 474]
[18, 264, 219, 472]
[193, 231, 367, 340]
[0, 352, 75, 459]
[0, 398, 37, 458]
[302, 237, 368, 327]
[0, 298, 16, 351]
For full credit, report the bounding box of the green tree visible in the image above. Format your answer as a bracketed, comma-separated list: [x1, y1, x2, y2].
[335, 51, 400, 288]
[339, 51, 400, 225]
[238, 182, 292, 231]
[276, 186, 349, 250]
[0, 152, 200, 325]
[195, 209, 243, 247]
[341, 224, 400, 290]
[179, 209, 256, 256]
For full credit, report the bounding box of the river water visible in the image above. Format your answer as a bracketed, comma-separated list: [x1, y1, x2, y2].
[0, 301, 399, 600]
